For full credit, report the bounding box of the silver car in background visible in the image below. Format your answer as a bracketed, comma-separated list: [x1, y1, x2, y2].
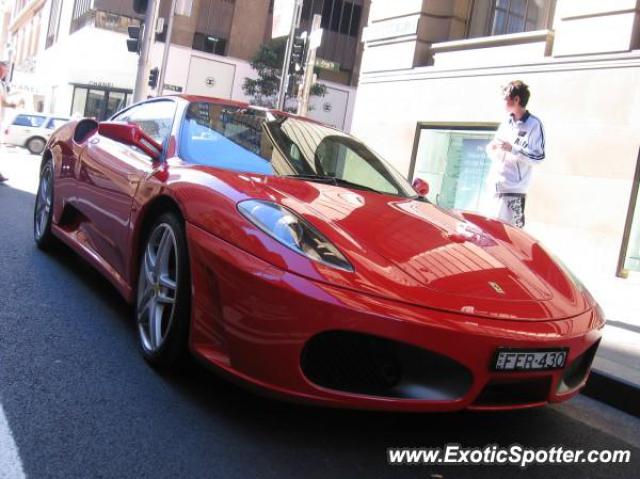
[3, 113, 70, 154]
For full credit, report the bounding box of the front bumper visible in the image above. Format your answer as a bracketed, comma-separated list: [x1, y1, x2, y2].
[186, 223, 604, 412]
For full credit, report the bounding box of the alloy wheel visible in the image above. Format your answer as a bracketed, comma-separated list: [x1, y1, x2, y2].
[34, 164, 52, 240]
[137, 223, 179, 353]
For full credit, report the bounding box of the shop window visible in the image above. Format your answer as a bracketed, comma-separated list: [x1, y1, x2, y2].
[71, 85, 132, 120]
[410, 124, 498, 213]
[85, 90, 105, 119]
[618, 149, 640, 277]
[71, 87, 88, 118]
[105, 91, 127, 119]
[192, 32, 227, 55]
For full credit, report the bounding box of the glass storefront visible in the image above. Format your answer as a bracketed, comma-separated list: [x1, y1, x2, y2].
[70, 84, 132, 120]
[619, 152, 640, 275]
[623, 202, 640, 272]
[105, 91, 127, 119]
[411, 124, 497, 214]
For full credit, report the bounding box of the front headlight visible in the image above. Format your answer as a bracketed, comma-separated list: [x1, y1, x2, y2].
[237, 200, 353, 272]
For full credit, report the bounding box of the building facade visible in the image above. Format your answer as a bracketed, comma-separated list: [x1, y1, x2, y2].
[351, 0, 640, 322]
[27, 0, 369, 129]
[2, 0, 48, 111]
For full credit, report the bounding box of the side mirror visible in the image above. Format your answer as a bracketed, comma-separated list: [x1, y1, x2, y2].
[412, 177, 429, 197]
[98, 121, 163, 161]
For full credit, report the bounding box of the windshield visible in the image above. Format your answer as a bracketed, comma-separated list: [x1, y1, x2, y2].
[179, 101, 416, 197]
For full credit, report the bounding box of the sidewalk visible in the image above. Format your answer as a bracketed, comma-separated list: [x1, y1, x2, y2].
[593, 321, 640, 387]
[0, 145, 41, 193]
[583, 321, 640, 417]
[1, 145, 639, 415]
[525, 222, 640, 416]
[568, 249, 640, 416]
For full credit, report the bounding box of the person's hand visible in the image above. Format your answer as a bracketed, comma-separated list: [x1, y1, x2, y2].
[498, 141, 513, 152]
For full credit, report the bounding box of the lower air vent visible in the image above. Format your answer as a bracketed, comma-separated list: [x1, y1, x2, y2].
[301, 331, 472, 400]
[473, 377, 551, 406]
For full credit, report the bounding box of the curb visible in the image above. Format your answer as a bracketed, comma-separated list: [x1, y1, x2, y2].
[582, 369, 640, 417]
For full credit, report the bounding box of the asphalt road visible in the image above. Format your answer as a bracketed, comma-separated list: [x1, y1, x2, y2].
[1, 149, 639, 478]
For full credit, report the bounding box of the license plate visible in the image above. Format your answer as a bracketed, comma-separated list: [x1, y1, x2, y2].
[492, 348, 568, 371]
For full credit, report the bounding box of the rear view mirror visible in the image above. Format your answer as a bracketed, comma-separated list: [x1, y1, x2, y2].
[98, 121, 163, 161]
[412, 177, 430, 197]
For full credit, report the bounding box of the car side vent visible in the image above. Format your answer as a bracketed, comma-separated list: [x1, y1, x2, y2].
[73, 119, 99, 143]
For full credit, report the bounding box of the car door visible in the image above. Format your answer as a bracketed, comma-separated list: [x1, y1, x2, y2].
[76, 99, 177, 280]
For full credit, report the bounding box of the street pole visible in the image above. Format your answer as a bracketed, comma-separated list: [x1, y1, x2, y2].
[156, 0, 177, 96]
[276, 0, 302, 111]
[297, 14, 321, 116]
[133, 0, 161, 102]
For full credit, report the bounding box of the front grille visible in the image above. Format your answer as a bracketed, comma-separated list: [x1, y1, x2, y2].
[473, 377, 551, 406]
[300, 330, 473, 400]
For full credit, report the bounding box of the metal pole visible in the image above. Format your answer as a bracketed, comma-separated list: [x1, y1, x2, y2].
[156, 0, 177, 96]
[297, 14, 321, 116]
[276, 0, 302, 110]
[133, 0, 161, 102]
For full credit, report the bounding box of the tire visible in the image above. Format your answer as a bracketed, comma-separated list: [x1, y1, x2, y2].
[135, 212, 191, 368]
[34, 159, 56, 250]
[26, 137, 46, 155]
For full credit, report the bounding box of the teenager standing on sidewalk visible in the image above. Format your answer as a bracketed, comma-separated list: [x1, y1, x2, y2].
[486, 80, 545, 228]
[0, 60, 23, 183]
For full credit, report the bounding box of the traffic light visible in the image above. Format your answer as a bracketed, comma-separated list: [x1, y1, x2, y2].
[148, 67, 159, 89]
[127, 25, 143, 53]
[133, 0, 148, 14]
[289, 30, 307, 75]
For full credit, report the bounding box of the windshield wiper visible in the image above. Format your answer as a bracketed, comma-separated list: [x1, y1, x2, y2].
[285, 174, 380, 193]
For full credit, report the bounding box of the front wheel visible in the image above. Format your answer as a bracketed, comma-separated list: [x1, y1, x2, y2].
[135, 212, 191, 367]
[34, 159, 56, 250]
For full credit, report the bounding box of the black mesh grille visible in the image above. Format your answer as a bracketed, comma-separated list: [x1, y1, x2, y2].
[473, 377, 551, 406]
[301, 331, 472, 400]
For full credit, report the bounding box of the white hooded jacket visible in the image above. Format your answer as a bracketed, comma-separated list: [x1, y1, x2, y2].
[486, 111, 545, 194]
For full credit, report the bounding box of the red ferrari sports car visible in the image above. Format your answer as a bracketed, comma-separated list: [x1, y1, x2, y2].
[34, 95, 604, 411]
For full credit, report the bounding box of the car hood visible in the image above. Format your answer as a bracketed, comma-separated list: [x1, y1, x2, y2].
[259, 176, 589, 321]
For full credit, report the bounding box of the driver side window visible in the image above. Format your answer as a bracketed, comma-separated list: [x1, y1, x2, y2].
[112, 101, 176, 146]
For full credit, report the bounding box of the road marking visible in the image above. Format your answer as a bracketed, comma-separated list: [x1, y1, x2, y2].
[0, 402, 26, 479]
